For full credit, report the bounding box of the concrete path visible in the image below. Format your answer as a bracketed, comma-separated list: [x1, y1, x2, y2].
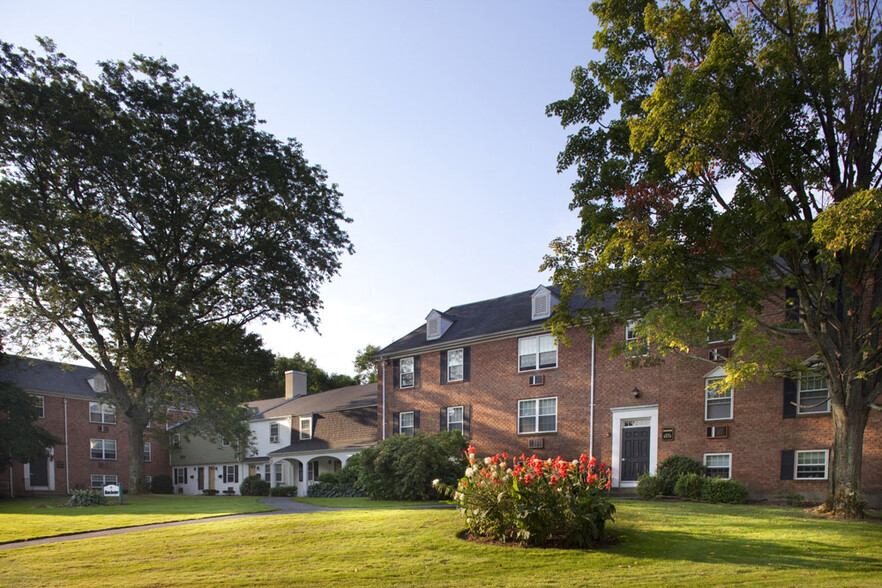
[0, 498, 339, 551]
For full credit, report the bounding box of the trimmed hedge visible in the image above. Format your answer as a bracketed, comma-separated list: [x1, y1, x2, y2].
[701, 478, 749, 503]
[269, 485, 298, 497]
[150, 474, 173, 494]
[240, 475, 271, 496]
[636, 473, 666, 499]
[657, 455, 705, 495]
[674, 472, 705, 499]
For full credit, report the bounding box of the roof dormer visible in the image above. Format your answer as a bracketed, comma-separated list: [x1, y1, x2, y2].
[531, 286, 559, 321]
[87, 375, 107, 393]
[426, 309, 453, 341]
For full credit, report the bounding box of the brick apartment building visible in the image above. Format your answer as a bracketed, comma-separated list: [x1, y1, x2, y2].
[0, 357, 171, 495]
[376, 286, 882, 506]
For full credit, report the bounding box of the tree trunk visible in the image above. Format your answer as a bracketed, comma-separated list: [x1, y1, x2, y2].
[824, 401, 869, 518]
[126, 409, 148, 495]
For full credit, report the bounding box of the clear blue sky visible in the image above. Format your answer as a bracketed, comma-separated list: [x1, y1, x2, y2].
[2, 1, 599, 378]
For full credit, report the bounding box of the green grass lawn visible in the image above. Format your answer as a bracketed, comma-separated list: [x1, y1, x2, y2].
[292, 496, 449, 509]
[0, 495, 275, 543]
[1, 500, 880, 586]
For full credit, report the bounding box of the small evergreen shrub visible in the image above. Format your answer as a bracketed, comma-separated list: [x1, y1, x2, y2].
[636, 473, 666, 499]
[657, 455, 706, 495]
[674, 472, 705, 499]
[202, 488, 219, 496]
[447, 446, 615, 547]
[68, 489, 107, 506]
[150, 474, 174, 494]
[239, 475, 271, 496]
[701, 478, 749, 503]
[269, 485, 298, 497]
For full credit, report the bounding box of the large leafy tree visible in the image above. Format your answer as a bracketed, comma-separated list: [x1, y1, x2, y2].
[0, 39, 352, 493]
[254, 353, 359, 399]
[545, 0, 881, 516]
[354, 344, 380, 384]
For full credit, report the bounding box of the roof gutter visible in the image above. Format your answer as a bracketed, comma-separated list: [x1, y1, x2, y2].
[376, 323, 554, 361]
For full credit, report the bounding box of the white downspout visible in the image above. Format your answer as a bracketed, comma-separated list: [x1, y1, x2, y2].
[64, 396, 70, 494]
[381, 359, 387, 440]
[589, 335, 596, 458]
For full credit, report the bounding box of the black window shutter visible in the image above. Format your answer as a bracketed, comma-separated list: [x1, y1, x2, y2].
[785, 286, 800, 322]
[413, 410, 421, 431]
[781, 450, 795, 480]
[440, 407, 447, 432]
[463, 347, 471, 382]
[463, 404, 471, 436]
[413, 356, 421, 388]
[783, 378, 798, 419]
[393, 411, 400, 435]
[440, 351, 448, 385]
[392, 359, 400, 390]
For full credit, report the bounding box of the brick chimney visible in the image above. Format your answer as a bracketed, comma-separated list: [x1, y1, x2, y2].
[284, 370, 307, 399]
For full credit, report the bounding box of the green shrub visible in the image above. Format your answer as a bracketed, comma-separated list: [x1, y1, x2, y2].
[150, 474, 173, 494]
[448, 447, 615, 547]
[355, 431, 468, 501]
[308, 466, 364, 497]
[269, 485, 298, 497]
[68, 489, 107, 506]
[636, 473, 666, 499]
[657, 455, 706, 495]
[239, 475, 271, 496]
[202, 488, 219, 496]
[701, 478, 749, 503]
[674, 472, 705, 499]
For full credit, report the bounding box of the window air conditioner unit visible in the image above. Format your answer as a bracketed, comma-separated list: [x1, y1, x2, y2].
[528, 438, 544, 449]
[270, 436, 279, 443]
[529, 375, 544, 386]
[709, 347, 730, 361]
[98, 425, 109, 432]
[706, 426, 729, 439]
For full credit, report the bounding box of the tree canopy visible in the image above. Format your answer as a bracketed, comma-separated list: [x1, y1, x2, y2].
[545, 0, 881, 516]
[354, 344, 380, 384]
[254, 353, 359, 400]
[0, 38, 352, 492]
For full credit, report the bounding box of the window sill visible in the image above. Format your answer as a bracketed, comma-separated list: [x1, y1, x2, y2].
[516, 431, 557, 436]
[517, 367, 558, 374]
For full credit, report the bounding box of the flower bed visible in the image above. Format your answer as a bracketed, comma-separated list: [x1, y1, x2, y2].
[441, 445, 615, 547]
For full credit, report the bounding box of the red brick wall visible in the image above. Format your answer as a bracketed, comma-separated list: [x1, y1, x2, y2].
[0, 395, 171, 495]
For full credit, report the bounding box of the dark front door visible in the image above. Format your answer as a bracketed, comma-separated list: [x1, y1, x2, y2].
[621, 426, 650, 481]
[29, 457, 49, 487]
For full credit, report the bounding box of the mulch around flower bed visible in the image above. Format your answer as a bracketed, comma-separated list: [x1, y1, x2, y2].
[457, 529, 618, 550]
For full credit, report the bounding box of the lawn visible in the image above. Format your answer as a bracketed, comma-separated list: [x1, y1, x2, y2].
[292, 496, 449, 509]
[0, 495, 275, 543]
[1, 500, 880, 586]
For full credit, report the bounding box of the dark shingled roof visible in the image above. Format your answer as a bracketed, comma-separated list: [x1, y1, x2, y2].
[0, 356, 101, 399]
[378, 286, 605, 356]
[259, 383, 376, 419]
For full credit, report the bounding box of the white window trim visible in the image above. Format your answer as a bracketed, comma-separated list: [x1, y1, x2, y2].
[91, 474, 118, 488]
[795, 449, 829, 480]
[34, 395, 45, 419]
[269, 422, 280, 443]
[399, 410, 414, 435]
[223, 465, 239, 484]
[704, 377, 733, 421]
[703, 452, 732, 479]
[300, 416, 312, 440]
[143, 442, 152, 462]
[174, 467, 187, 485]
[447, 349, 464, 382]
[517, 397, 558, 434]
[517, 334, 558, 373]
[707, 331, 736, 344]
[400, 357, 415, 388]
[172, 433, 181, 448]
[625, 319, 649, 356]
[797, 374, 830, 415]
[90, 438, 117, 460]
[447, 406, 464, 433]
[89, 402, 117, 424]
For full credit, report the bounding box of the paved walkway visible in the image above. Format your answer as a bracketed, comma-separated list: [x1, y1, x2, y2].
[0, 498, 339, 551]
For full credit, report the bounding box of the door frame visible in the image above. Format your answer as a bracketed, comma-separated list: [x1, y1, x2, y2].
[610, 405, 658, 488]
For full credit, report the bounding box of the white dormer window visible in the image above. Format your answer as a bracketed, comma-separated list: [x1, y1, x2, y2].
[425, 310, 453, 341]
[300, 416, 312, 440]
[531, 286, 558, 321]
[88, 375, 107, 393]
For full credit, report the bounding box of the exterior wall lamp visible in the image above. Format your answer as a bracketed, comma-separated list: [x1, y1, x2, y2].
[632, 387, 641, 398]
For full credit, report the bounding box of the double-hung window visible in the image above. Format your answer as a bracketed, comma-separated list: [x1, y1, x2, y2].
[518, 397, 557, 434]
[300, 416, 312, 440]
[270, 422, 280, 443]
[90, 439, 117, 460]
[400, 411, 414, 436]
[518, 334, 557, 371]
[798, 373, 829, 414]
[705, 377, 732, 420]
[223, 465, 239, 484]
[264, 464, 271, 481]
[34, 395, 45, 418]
[91, 474, 118, 488]
[447, 349, 464, 382]
[143, 442, 152, 462]
[174, 467, 187, 484]
[400, 357, 415, 388]
[89, 402, 116, 424]
[704, 453, 731, 479]
[626, 320, 649, 356]
[446, 406, 464, 433]
[795, 450, 828, 479]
